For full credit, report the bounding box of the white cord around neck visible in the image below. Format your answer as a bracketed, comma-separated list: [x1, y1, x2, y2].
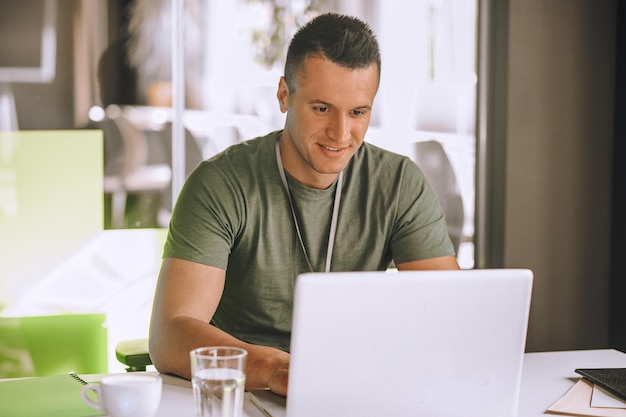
[275, 139, 343, 273]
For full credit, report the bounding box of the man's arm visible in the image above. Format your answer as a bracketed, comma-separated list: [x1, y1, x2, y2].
[149, 257, 290, 396]
[396, 255, 460, 270]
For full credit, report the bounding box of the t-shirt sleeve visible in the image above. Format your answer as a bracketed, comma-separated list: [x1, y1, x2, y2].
[162, 161, 239, 270]
[389, 159, 456, 264]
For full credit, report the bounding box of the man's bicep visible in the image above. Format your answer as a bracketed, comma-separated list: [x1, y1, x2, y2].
[153, 257, 226, 323]
[149, 258, 228, 378]
[390, 160, 456, 263]
[164, 163, 239, 270]
[396, 256, 460, 271]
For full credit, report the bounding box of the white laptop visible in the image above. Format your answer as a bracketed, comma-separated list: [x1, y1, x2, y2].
[250, 268, 533, 417]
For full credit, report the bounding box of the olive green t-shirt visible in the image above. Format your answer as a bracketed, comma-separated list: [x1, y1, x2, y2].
[164, 130, 454, 351]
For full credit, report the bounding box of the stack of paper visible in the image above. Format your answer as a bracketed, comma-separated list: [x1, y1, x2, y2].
[549, 378, 626, 417]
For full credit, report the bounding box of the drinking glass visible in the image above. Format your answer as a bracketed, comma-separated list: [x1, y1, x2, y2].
[190, 346, 247, 417]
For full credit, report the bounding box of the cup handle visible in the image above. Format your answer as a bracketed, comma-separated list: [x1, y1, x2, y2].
[81, 383, 104, 411]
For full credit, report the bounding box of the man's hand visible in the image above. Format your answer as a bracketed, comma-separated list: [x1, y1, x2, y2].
[266, 354, 290, 396]
[244, 345, 290, 396]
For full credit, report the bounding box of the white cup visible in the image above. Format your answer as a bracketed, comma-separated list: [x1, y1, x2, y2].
[81, 374, 162, 417]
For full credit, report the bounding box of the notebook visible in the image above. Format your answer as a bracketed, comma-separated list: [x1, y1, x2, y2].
[575, 368, 626, 402]
[250, 268, 533, 417]
[0, 372, 103, 417]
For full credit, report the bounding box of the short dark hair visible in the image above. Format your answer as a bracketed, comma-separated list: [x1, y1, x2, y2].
[284, 13, 381, 93]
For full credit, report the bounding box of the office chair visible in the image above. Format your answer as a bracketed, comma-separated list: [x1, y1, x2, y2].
[101, 106, 172, 229]
[414, 140, 465, 253]
[115, 338, 152, 372]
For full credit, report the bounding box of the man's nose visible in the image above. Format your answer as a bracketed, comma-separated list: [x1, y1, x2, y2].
[327, 114, 350, 144]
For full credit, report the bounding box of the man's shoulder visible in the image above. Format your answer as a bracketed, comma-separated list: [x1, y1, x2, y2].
[356, 141, 414, 167]
[349, 142, 425, 189]
[190, 130, 279, 187]
[211, 130, 279, 162]
[196, 131, 279, 177]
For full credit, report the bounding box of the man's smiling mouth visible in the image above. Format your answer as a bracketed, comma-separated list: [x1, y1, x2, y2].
[321, 145, 342, 152]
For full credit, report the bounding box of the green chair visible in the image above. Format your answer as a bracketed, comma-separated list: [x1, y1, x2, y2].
[115, 338, 152, 372]
[0, 313, 108, 378]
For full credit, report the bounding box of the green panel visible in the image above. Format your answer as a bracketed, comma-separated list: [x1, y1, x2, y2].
[0, 130, 103, 308]
[0, 313, 108, 378]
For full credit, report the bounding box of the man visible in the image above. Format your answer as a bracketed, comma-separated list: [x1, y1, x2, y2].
[149, 12, 460, 397]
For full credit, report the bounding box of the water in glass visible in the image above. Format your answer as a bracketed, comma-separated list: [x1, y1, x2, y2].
[193, 368, 246, 417]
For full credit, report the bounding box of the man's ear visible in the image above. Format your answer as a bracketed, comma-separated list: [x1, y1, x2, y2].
[277, 77, 289, 113]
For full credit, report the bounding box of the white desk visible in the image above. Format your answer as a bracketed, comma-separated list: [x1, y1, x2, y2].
[518, 349, 626, 416]
[85, 349, 626, 417]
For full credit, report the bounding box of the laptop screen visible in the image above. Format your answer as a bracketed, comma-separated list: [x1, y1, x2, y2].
[252, 269, 533, 417]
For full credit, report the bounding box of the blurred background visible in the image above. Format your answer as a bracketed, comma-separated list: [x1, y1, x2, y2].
[0, 0, 623, 375]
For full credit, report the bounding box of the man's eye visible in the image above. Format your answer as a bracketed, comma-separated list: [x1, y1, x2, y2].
[352, 110, 364, 116]
[316, 106, 328, 113]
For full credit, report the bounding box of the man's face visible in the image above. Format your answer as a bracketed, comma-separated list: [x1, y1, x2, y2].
[277, 55, 379, 189]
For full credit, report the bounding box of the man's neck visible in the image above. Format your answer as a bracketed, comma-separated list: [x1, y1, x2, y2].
[278, 134, 339, 190]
